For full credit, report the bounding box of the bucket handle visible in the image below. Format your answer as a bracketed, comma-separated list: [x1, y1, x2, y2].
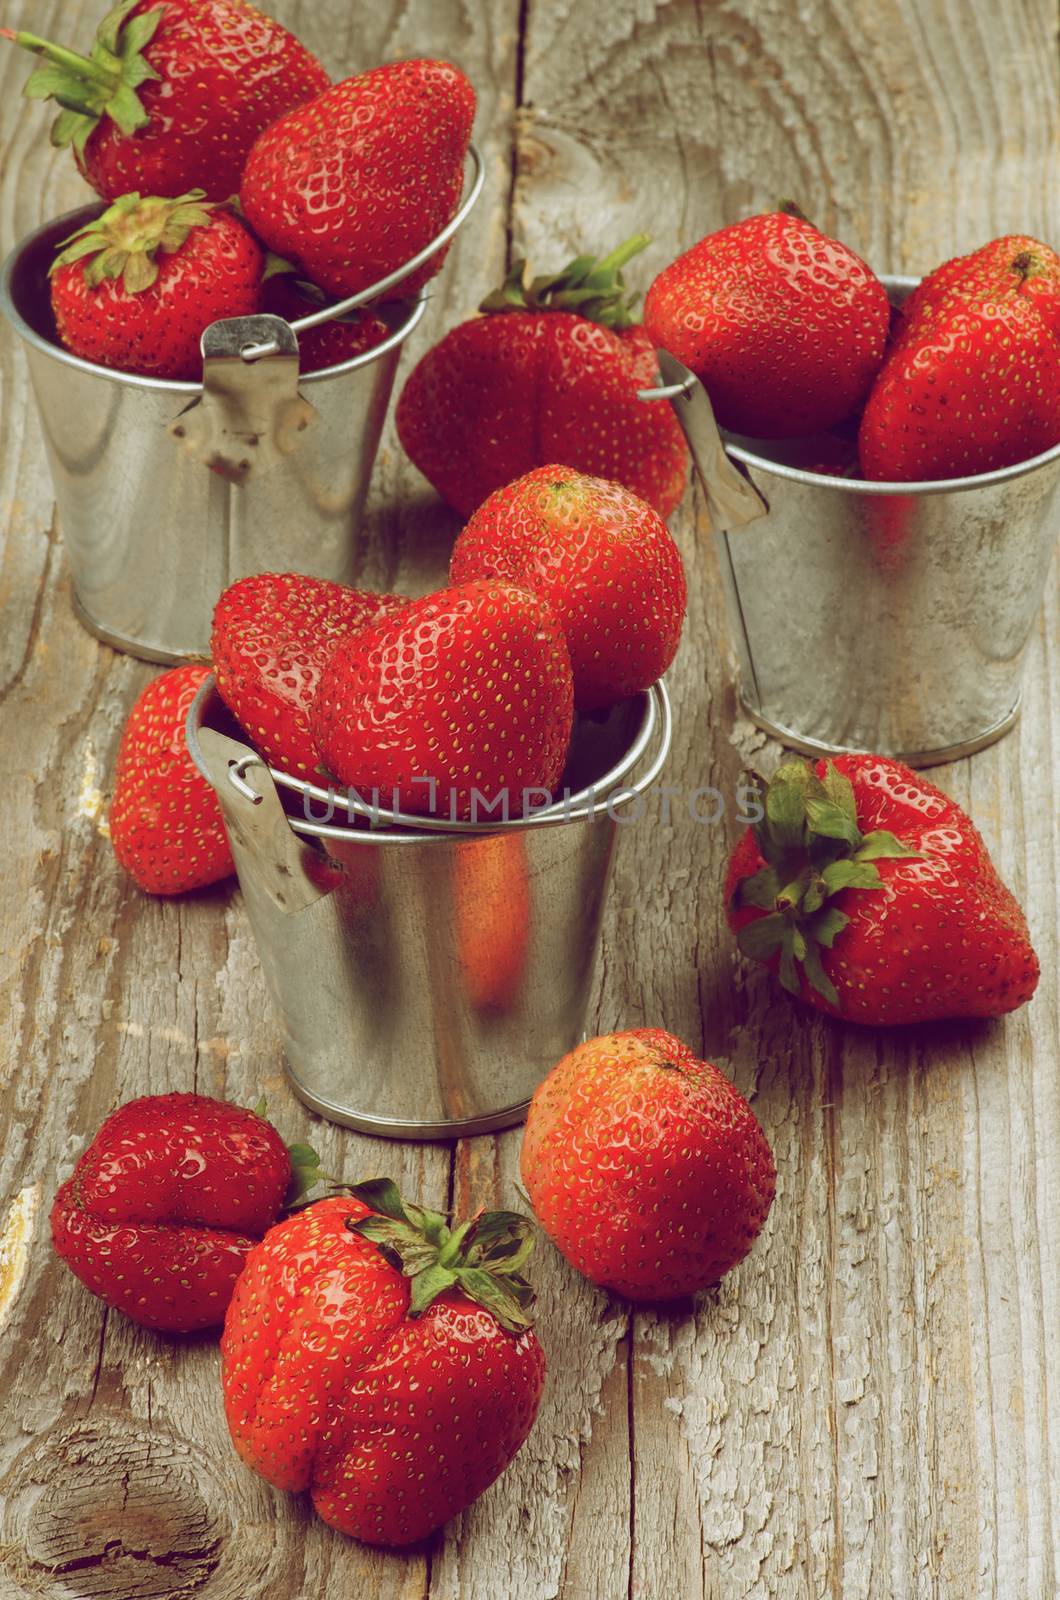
[238, 141, 486, 364]
[638, 349, 769, 534]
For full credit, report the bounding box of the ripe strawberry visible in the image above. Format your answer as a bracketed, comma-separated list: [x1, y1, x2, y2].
[643, 209, 890, 437]
[240, 59, 476, 301]
[51, 1093, 318, 1332]
[396, 237, 689, 518]
[50, 190, 262, 381]
[221, 1183, 545, 1546]
[521, 1030, 776, 1301]
[726, 756, 1040, 1023]
[110, 663, 235, 894]
[2, 0, 329, 202]
[310, 580, 574, 820]
[211, 573, 410, 776]
[262, 262, 391, 375]
[859, 236, 1060, 480]
[450, 465, 687, 711]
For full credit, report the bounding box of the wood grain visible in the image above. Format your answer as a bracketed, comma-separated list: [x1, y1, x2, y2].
[0, 1, 1057, 1597]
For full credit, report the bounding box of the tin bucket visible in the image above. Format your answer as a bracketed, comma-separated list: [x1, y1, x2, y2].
[648, 275, 1060, 765]
[0, 147, 484, 664]
[186, 675, 672, 1139]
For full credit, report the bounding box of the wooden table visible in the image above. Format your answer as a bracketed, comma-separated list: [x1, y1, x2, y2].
[1, 3, 1057, 1596]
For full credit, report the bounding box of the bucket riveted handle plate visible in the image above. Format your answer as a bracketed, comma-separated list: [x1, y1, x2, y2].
[644, 349, 769, 534]
[168, 314, 317, 484]
[195, 726, 336, 914]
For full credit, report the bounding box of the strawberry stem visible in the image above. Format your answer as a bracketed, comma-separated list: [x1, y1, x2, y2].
[2, 29, 119, 87]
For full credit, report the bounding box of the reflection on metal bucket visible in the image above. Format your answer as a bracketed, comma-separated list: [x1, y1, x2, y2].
[647, 276, 1060, 766]
[186, 676, 673, 1140]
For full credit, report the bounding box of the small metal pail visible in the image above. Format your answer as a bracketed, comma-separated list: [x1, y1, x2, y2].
[654, 276, 1060, 766]
[0, 148, 484, 664]
[186, 676, 672, 1140]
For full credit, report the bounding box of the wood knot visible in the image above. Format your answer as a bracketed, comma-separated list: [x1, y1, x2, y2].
[0, 1417, 241, 1598]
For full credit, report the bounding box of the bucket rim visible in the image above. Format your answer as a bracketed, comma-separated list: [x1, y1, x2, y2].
[186, 674, 673, 845]
[0, 208, 427, 394]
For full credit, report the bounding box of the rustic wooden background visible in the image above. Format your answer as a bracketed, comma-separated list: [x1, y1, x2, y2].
[1, 2, 1058, 1597]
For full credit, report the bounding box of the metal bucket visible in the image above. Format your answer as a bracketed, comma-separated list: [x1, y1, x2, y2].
[651, 275, 1060, 766]
[0, 147, 484, 664]
[186, 675, 672, 1140]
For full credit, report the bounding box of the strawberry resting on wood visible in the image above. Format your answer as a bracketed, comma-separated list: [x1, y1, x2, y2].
[725, 756, 1040, 1023]
[1, 0, 330, 202]
[52, 1093, 320, 1332]
[521, 1029, 776, 1301]
[396, 235, 689, 519]
[221, 1183, 545, 1546]
[109, 663, 235, 895]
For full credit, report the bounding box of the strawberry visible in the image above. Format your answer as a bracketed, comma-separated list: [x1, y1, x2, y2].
[520, 1030, 776, 1301]
[110, 663, 235, 894]
[211, 573, 410, 776]
[50, 190, 262, 381]
[310, 580, 574, 820]
[725, 756, 1041, 1023]
[240, 59, 476, 301]
[859, 236, 1060, 480]
[396, 237, 689, 519]
[643, 209, 890, 438]
[221, 1183, 545, 1546]
[51, 1093, 318, 1332]
[450, 465, 687, 711]
[2, 0, 329, 203]
[262, 261, 391, 375]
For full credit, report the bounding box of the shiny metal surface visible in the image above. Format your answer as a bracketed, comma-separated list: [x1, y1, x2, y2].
[0, 205, 440, 660]
[677, 275, 1060, 765]
[187, 678, 673, 1139]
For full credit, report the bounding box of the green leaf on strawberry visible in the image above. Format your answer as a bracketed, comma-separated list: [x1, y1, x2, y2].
[480, 234, 652, 331]
[346, 1179, 537, 1333]
[733, 759, 920, 1005]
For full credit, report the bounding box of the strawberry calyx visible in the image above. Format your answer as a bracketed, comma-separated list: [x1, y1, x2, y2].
[733, 759, 921, 1008]
[2, 0, 163, 157]
[346, 1177, 536, 1333]
[479, 234, 652, 330]
[263, 252, 368, 328]
[50, 189, 215, 293]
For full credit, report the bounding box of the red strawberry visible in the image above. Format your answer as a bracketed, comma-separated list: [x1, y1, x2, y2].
[643, 209, 890, 437]
[859, 236, 1060, 480]
[51, 1093, 316, 1332]
[520, 1030, 776, 1301]
[211, 573, 410, 776]
[262, 264, 391, 375]
[725, 756, 1041, 1023]
[221, 1182, 545, 1546]
[2, 0, 329, 202]
[310, 580, 574, 820]
[240, 59, 476, 301]
[396, 237, 689, 518]
[450, 465, 687, 711]
[110, 663, 235, 894]
[50, 190, 262, 381]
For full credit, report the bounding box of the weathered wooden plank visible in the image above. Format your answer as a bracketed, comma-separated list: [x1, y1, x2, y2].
[0, 2, 519, 1596]
[510, 2, 1060, 1597]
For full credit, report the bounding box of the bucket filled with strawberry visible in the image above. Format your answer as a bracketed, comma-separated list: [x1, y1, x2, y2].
[631, 208, 1060, 764]
[102, 463, 684, 1135]
[0, 1, 482, 661]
